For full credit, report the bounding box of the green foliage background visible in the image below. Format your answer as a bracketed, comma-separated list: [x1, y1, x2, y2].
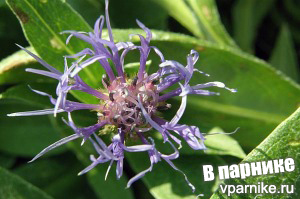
[0, 0, 299, 199]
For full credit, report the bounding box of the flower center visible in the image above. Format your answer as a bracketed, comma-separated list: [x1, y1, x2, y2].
[98, 77, 161, 133]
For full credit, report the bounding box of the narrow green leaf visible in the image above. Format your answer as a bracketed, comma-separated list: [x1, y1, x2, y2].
[150, 0, 204, 38]
[211, 107, 300, 199]
[233, 0, 275, 52]
[127, 152, 225, 199]
[0, 166, 53, 199]
[270, 24, 299, 82]
[187, 0, 237, 48]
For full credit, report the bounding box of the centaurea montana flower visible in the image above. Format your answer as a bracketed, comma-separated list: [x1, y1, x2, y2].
[8, 0, 236, 192]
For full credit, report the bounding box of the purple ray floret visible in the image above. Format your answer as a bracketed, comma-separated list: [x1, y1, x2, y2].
[8, 0, 236, 192]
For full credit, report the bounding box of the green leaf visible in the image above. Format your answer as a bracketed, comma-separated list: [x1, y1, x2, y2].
[187, 0, 237, 48]
[0, 83, 54, 107]
[150, 0, 204, 38]
[110, 0, 168, 30]
[127, 152, 225, 199]
[233, 0, 275, 53]
[0, 84, 66, 157]
[270, 24, 299, 82]
[211, 107, 300, 199]
[67, 0, 103, 27]
[87, 165, 135, 199]
[0, 3, 28, 59]
[283, 0, 300, 21]
[204, 127, 246, 159]
[6, 0, 104, 102]
[14, 155, 98, 199]
[0, 62, 46, 85]
[14, 156, 74, 188]
[0, 0, 5, 7]
[0, 166, 53, 199]
[0, 153, 15, 168]
[44, 165, 97, 199]
[0, 99, 65, 157]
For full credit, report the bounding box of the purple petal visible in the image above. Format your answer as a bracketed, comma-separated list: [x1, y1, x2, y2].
[7, 108, 64, 117]
[88, 137, 115, 160]
[159, 60, 190, 83]
[78, 157, 110, 175]
[93, 134, 116, 159]
[105, 0, 114, 42]
[193, 90, 220, 96]
[29, 134, 80, 163]
[136, 19, 152, 42]
[168, 84, 187, 126]
[17, 44, 61, 74]
[25, 68, 61, 79]
[163, 158, 195, 192]
[126, 165, 153, 188]
[160, 140, 195, 192]
[116, 158, 124, 179]
[137, 96, 165, 134]
[71, 55, 107, 77]
[94, 16, 105, 38]
[61, 31, 94, 45]
[123, 144, 153, 152]
[184, 132, 205, 150]
[150, 46, 165, 62]
[65, 48, 94, 59]
[116, 42, 134, 51]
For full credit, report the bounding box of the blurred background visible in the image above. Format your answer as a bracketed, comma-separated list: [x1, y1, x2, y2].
[0, 0, 299, 199]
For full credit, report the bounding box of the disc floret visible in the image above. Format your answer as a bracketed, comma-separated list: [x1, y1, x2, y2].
[98, 75, 160, 134]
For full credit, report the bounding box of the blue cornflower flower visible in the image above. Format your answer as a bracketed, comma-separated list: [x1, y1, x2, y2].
[8, 0, 236, 192]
